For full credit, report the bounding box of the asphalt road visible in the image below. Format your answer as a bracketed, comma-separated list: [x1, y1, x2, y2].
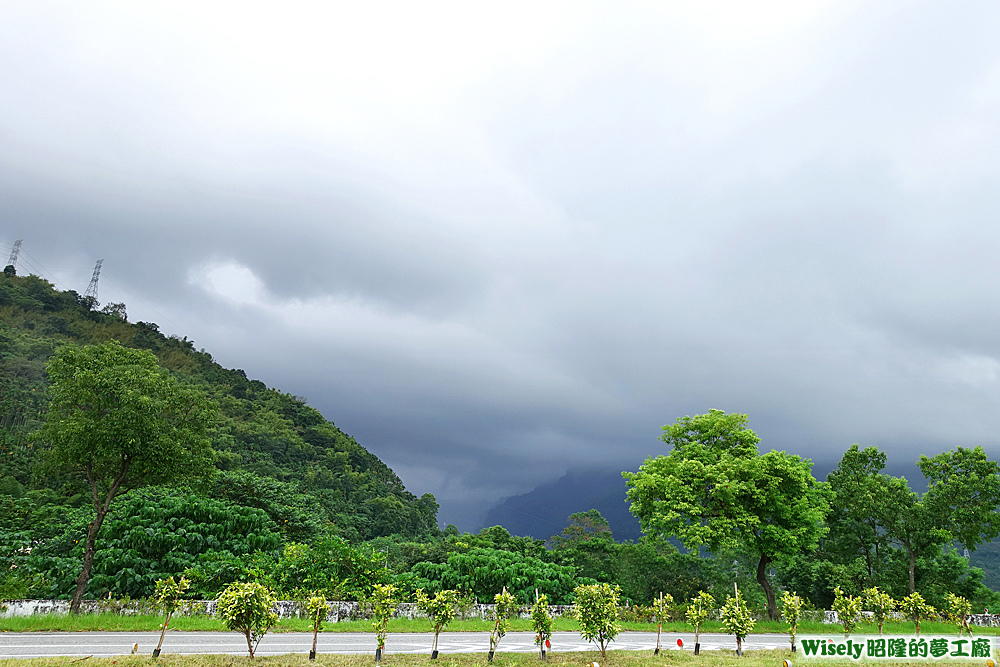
[0, 631, 796, 659]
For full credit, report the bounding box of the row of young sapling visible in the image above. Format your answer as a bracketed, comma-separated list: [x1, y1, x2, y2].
[684, 586, 979, 659]
[827, 587, 975, 639]
[150, 577, 978, 661]
[150, 577, 623, 661]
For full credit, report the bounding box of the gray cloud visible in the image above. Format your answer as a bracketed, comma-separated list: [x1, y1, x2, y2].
[4, 2, 1000, 528]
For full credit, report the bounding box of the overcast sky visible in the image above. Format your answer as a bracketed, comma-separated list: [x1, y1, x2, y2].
[4, 1, 1000, 529]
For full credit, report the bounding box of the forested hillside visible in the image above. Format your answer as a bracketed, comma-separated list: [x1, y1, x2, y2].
[0, 272, 439, 598]
[3, 270, 1000, 617]
[0, 272, 741, 608]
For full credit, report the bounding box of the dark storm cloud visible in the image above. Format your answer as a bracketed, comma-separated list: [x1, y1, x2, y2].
[4, 2, 1000, 527]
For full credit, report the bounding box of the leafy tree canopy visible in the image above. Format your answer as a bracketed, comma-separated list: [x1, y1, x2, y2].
[624, 410, 830, 620]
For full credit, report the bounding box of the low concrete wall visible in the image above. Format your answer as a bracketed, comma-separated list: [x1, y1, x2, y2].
[15, 600, 998, 626]
[821, 609, 1000, 627]
[1, 599, 577, 622]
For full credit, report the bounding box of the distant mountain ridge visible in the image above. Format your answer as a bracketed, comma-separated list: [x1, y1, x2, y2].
[478, 468, 643, 542]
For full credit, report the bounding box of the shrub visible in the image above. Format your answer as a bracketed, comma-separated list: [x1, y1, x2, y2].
[489, 587, 518, 659]
[574, 582, 622, 660]
[368, 583, 398, 655]
[305, 593, 329, 659]
[153, 576, 190, 656]
[531, 593, 553, 658]
[862, 586, 896, 637]
[415, 588, 460, 657]
[832, 586, 862, 638]
[945, 592, 972, 636]
[720, 588, 756, 656]
[899, 591, 936, 637]
[780, 590, 804, 652]
[216, 581, 279, 659]
[686, 590, 715, 650]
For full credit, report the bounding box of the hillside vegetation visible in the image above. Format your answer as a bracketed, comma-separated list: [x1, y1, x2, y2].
[3, 271, 999, 620]
[0, 273, 437, 599]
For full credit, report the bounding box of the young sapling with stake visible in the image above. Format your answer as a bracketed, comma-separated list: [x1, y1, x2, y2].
[653, 592, 674, 655]
[531, 590, 553, 660]
[780, 590, 803, 653]
[720, 584, 755, 657]
[415, 588, 460, 659]
[488, 587, 517, 662]
[686, 591, 714, 656]
[305, 594, 330, 660]
[152, 576, 190, 657]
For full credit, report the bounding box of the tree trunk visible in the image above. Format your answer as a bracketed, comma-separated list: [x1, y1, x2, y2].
[70, 462, 130, 614]
[907, 548, 916, 593]
[756, 554, 778, 620]
[245, 628, 255, 659]
[154, 610, 172, 656]
[69, 509, 107, 613]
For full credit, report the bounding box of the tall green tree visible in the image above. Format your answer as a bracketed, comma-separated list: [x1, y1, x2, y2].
[624, 410, 830, 620]
[825, 445, 894, 582]
[876, 476, 948, 594]
[34, 341, 216, 612]
[920, 446, 1000, 552]
[549, 509, 612, 549]
[872, 446, 1000, 593]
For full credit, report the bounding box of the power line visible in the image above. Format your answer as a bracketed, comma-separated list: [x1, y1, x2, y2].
[8, 245, 72, 291]
[3, 240, 186, 336]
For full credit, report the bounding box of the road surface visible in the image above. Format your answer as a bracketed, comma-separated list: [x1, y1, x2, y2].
[0, 631, 796, 659]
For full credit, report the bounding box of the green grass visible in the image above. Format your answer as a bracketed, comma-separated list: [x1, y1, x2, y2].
[0, 649, 986, 667]
[2, 614, 996, 637]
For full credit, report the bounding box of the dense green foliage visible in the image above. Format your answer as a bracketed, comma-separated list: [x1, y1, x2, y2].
[626, 411, 1000, 618]
[37, 340, 217, 610]
[779, 442, 1000, 613]
[0, 274, 440, 600]
[409, 547, 583, 604]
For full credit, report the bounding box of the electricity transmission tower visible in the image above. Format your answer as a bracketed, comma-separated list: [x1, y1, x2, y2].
[83, 259, 103, 307]
[5, 239, 21, 273]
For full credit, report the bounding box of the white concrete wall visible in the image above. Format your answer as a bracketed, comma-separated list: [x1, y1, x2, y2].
[0, 599, 578, 622]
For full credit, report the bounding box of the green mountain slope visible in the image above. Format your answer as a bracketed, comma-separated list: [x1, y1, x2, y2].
[0, 272, 438, 546]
